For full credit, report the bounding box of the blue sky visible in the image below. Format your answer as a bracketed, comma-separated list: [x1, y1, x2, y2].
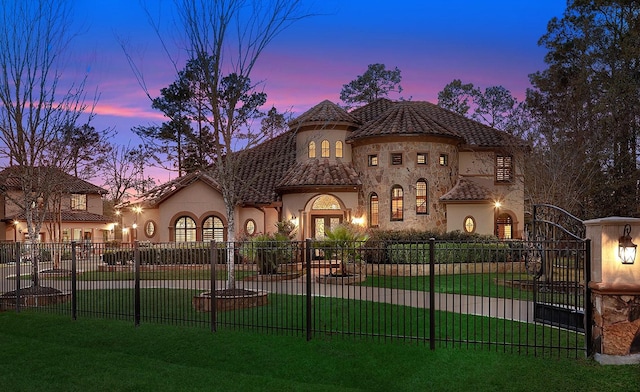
[70, 0, 566, 177]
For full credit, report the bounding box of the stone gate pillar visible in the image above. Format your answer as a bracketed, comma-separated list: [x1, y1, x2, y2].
[585, 217, 640, 365]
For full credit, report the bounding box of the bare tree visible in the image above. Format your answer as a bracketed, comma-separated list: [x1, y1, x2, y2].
[126, 0, 311, 290]
[101, 144, 156, 206]
[0, 1, 93, 288]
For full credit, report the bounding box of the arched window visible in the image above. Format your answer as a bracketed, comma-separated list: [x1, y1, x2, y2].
[416, 179, 428, 215]
[321, 140, 330, 157]
[203, 216, 225, 242]
[308, 141, 316, 158]
[335, 141, 343, 158]
[369, 193, 379, 228]
[175, 216, 196, 242]
[391, 185, 403, 221]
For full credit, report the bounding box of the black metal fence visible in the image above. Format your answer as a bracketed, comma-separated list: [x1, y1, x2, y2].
[0, 238, 589, 358]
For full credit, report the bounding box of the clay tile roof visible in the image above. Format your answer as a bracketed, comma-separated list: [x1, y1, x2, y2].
[0, 166, 107, 194]
[350, 98, 394, 123]
[12, 210, 111, 223]
[133, 131, 298, 207]
[289, 100, 361, 128]
[440, 178, 492, 202]
[276, 159, 361, 190]
[348, 101, 463, 140]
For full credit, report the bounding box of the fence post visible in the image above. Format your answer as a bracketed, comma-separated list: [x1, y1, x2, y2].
[305, 238, 312, 341]
[15, 242, 21, 313]
[71, 241, 77, 321]
[584, 238, 592, 358]
[429, 238, 436, 350]
[210, 240, 217, 332]
[134, 240, 140, 327]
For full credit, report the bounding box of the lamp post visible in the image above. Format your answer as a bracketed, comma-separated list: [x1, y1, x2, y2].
[13, 220, 18, 242]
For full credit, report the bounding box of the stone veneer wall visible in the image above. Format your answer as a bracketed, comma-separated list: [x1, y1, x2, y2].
[352, 138, 458, 231]
[591, 288, 640, 357]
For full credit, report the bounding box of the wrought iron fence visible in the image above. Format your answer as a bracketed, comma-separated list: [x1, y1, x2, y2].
[0, 238, 589, 358]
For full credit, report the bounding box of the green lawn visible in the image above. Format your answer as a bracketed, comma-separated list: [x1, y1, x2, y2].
[0, 312, 638, 392]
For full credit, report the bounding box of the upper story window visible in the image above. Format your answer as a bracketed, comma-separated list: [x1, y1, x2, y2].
[391, 185, 404, 221]
[369, 193, 379, 228]
[308, 141, 316, 158]
[335, 141, 343, 158]
[416, 179, 428, 215]
[391, 153, 403, 165]
[496, 154, 513, 183]
[439, 154, 448, 166]
[71, 193, 87, 211]
[368, 155, 378, 166]
[417, 153, 428, 165]
[321, 140, 330, 157]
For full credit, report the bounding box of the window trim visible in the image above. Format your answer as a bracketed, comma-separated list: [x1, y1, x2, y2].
[70, 193, 87, 211]
[335, 141, 343, 158]
[244, 219, 256, 236]
[368, 154, 378, 167]
[175, 216, 197, 242]
[390, 185, 404, 221]
[202, 215, 225, 242]
[417, 152, 428, 165]
[321, 140, 330, 158]
[439, 154, 448, 166]
[463, 216, 476, 233]
[391, 153, 403, 166]
[369, 193, 379, 228]
[496, 154, 514, 183]
[144, 220, 156, 238]
[416, 179, 428, 215]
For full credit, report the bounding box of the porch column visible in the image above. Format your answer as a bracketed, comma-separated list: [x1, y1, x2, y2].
[585, 217, 640, 365]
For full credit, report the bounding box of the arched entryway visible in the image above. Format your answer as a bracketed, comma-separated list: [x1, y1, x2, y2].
[307, 194, 345, 239]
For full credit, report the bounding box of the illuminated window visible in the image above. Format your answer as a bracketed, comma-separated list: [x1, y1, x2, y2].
[308, 141, 316, 158]
[245, 219, 256, 236]
[417, 153, 428, 165]
[175, 216, 196, 242]
[439, 154, 448, 166]
[369, 193, 379, 228]
[391, 153, 403, 165]
[71, 194, 87, 210]
[203, 216, 225, 242]
[496, 155, 513, 182]
[368, 155, 378, 166]
[464, 216, 476, 233]
[391, 185, 403, 221]
[312, 195, 341, 210]
[416, 180, 428, 214]
[335, 141, 343, 158]
[321, 140, 330, 157]
[144, 221, 155, 237]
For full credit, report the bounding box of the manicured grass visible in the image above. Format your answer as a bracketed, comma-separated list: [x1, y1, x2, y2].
[0, 312, 638, 392]
[75, 269, 257, 281]
[51, 289, 583, 355]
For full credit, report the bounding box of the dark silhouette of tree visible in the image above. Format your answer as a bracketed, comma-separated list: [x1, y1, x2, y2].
[340, 63, 403, 109]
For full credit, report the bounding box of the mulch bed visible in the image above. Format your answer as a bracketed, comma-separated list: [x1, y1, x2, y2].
[1, 285, 62, 297]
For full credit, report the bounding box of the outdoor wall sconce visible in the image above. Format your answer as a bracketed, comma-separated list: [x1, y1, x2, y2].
[618, 224, 637, 264]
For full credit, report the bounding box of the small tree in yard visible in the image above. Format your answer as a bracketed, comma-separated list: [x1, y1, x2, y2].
[0, 1, 94, 290]
[320, 223, 369, 276]
[126, 1, 312, 291]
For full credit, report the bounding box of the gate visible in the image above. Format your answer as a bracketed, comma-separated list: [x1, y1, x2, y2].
[529, 204, 590, 341]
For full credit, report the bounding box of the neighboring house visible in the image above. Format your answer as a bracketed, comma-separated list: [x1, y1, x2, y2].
[119, 99, 527, 243]
[0, 166, 113, 243]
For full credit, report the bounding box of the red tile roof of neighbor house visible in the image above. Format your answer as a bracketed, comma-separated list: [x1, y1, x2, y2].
[0, 166, 107, 194]
[12, 210, 112, 223]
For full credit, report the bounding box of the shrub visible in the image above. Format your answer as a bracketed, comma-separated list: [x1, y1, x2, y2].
[241, 233, 293, 274]
[102, 249, 133, 265]
[319, 223, 369, 264]
[386, 242, 511, 264]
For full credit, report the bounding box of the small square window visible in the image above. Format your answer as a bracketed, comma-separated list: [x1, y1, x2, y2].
[439, 154, 448, 166]
[368, 155, 378, 166]
[417, 153, 428, 165]
[391, 153, 403, 165]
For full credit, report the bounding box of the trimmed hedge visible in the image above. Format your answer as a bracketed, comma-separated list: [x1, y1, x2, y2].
[102, 245, 239, 265]
[386, 242, 511, 264]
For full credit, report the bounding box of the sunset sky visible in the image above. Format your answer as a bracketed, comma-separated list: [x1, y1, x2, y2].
[71, 0, 566, 178]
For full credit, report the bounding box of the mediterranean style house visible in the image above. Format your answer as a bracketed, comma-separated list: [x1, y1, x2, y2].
[0, 166, 113, 243]
[118, 98, 527, 243]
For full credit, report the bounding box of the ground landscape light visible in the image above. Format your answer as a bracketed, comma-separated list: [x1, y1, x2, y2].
[618, 224, 637, 265]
